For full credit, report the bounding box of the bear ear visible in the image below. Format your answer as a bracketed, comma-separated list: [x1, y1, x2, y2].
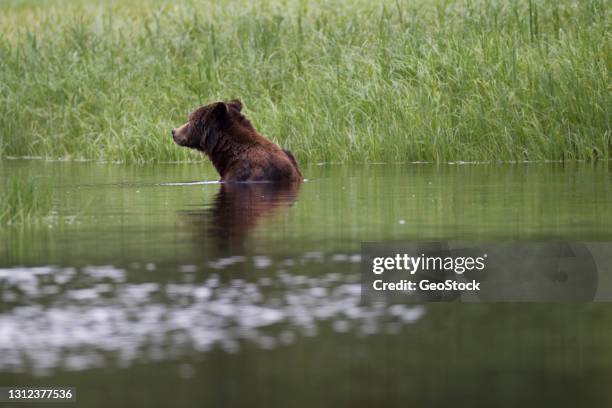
[212, 101, 229, 117]
[227, 99, 243, 112]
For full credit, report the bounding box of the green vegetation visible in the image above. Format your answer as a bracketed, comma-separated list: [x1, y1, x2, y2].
[0, 0, 609, 163]
[0, 176, 53, 225]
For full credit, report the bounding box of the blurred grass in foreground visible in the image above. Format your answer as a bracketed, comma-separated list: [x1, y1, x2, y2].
[0, 0, 609, 163]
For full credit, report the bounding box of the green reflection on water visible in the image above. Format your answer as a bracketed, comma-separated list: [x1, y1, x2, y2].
[1, 161, 611, 265]
[1, 160, 611, 407]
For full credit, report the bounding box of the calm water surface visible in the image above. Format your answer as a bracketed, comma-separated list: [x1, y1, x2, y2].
[1, 160, 612, 407]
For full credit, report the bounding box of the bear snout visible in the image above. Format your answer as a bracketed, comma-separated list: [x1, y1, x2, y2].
[172, 122, 189, 146]
[171, 128, 182, 145]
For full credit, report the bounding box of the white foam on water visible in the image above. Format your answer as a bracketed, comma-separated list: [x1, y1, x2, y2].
[0, 261, 425, 375]
[159, 180, 221, 186]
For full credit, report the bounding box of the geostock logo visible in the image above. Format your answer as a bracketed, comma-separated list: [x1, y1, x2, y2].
[361, 242, 599, 302]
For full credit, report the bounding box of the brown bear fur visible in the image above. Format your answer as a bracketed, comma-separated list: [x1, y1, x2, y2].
[172, 100, 302, 182]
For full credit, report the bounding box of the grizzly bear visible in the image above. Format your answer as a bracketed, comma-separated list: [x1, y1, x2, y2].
[172, 100, 302, 182]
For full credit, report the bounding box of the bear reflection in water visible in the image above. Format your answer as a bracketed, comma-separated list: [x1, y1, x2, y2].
[179, 181, 301, 253]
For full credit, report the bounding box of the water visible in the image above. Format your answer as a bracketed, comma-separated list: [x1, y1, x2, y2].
[1, 160, 612, 407]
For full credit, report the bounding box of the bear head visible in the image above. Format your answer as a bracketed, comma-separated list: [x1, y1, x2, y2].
[172, 99, 244, 153]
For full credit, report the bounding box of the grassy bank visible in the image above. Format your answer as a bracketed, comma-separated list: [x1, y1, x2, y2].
[0, 177, 53, 225]
[0, 0, 609, 163]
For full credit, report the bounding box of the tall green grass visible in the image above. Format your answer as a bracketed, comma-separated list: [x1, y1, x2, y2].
[0, 177, 53, 225]
[0, 0, 609, 163]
